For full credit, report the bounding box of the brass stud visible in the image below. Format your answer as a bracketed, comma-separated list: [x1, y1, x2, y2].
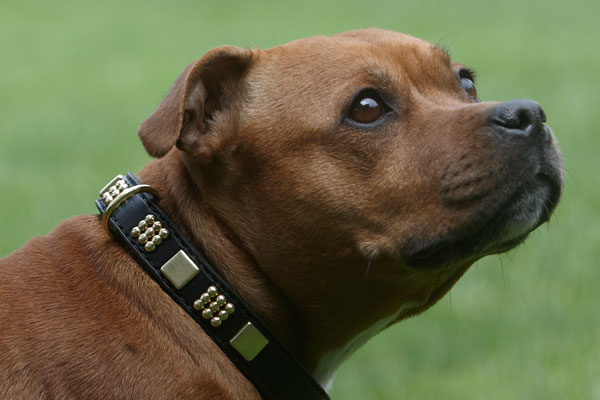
[138, 233, 148, 244]
[207, 286, 218, 297]
[131, 227, 141, 238]
[99, 175, 124, 197]
[195, 286, 234, 327]
[144, 241, 155, 252]
[132, 216, 168, 252]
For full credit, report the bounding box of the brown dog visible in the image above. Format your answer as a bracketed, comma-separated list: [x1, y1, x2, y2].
[0, 28, 563, 399]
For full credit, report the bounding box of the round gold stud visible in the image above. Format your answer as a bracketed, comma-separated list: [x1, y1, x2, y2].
[102, 193, 113, 204]
[130, 227, 141, 238]
[152, 235, 162, 245]
[152, 221, 162, 232]
[218, 310, 228, 320]
[209, 302, 219, 313]
[145, 228, 154, 237]
[159, 228, 169, 239]
[145, 214, 155, 225]
[138, 220, 147, 230]
[216, 295, 226, 306]
[117, 181, 128, 190]
[200, 293, 210, 303]
[193, 300, 203, 310]
[210, 317, 222, 327]
[202, 309, 212, 319]
[207, 286, 218, 297]
[225, 303, 235, 315]
[144, 241, 155, 252]
[138, 233, 148, 244]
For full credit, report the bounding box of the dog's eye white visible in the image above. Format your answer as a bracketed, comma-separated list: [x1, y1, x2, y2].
[458, 69, 479, 102]
[460, 77, 478, 101]
[348, 95, 385, 124]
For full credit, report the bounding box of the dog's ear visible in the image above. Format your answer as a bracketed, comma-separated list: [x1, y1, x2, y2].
[138, 46, 253, 159]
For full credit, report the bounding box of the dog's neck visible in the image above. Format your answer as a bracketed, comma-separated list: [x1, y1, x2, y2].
[137, 152, 307, 360]
[134, 151, 468, 386]
[136, 151, 372, 384]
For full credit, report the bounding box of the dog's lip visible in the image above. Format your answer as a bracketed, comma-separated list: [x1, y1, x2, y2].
[402, 169, 562, 269]
[469, 172, 561, 255]
[534, 172, 562, 224]
[468, 167, 563, 251]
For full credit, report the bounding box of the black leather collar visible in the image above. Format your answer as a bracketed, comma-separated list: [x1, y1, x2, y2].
[96, 173, 329, 400]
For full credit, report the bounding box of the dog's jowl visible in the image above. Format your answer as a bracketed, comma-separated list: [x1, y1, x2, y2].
[0, 29, 563, 399]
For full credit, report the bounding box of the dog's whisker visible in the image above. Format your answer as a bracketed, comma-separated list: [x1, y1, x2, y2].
[499, 255, 506, 288]
[364, 257, 374, 279]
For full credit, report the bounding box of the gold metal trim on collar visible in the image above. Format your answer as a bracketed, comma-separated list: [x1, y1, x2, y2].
[159, 250, 200, 289]
[131, 214, 170, 252]
[230, 322, 269, 361]
[99, 174, 128, 204]
[101, 184, 159, 233]
[193, 285, 235, 328]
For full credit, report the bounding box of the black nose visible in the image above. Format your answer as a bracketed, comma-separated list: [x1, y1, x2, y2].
[487, 99, 549, 141]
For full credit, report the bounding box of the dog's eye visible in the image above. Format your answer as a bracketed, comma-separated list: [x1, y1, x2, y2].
[459, 69, 479, 102]
[348, 92, 386, 124]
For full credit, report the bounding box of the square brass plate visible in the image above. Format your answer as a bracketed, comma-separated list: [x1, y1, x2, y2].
[230, 322, 269, 361]
[160, 250, 199, 289]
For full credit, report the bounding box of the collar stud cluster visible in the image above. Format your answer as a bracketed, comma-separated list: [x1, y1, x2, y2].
[193, 285, 235, 327]
[131, 214, 170, 252]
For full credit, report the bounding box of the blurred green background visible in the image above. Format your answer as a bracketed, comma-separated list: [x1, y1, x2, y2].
[1, 0, 598, 398]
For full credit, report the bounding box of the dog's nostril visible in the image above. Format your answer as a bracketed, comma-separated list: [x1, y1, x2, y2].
[540, 108, 547, 123]
[487, 99, 545, 136]
[515, 109, 533, 130]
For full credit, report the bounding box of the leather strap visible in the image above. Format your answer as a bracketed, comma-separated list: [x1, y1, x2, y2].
[96, 173, 329, 400]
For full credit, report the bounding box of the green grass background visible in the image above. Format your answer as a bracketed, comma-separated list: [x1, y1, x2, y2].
[1, 0, 598, 398]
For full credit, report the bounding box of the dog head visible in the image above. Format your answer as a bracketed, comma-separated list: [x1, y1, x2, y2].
[138, 28, 563, 380]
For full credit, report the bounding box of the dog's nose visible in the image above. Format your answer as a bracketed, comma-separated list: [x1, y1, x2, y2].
[487, 99, 550, 142]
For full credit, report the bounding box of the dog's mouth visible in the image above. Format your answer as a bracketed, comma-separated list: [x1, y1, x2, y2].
[404, 170, 562, 269]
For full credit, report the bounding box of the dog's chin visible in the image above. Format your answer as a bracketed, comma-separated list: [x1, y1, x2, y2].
[479, 172, 562, 255]
[404, 172, 562, 269]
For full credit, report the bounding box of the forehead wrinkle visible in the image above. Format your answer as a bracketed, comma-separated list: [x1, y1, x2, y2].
[354, 47, 399, 90]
